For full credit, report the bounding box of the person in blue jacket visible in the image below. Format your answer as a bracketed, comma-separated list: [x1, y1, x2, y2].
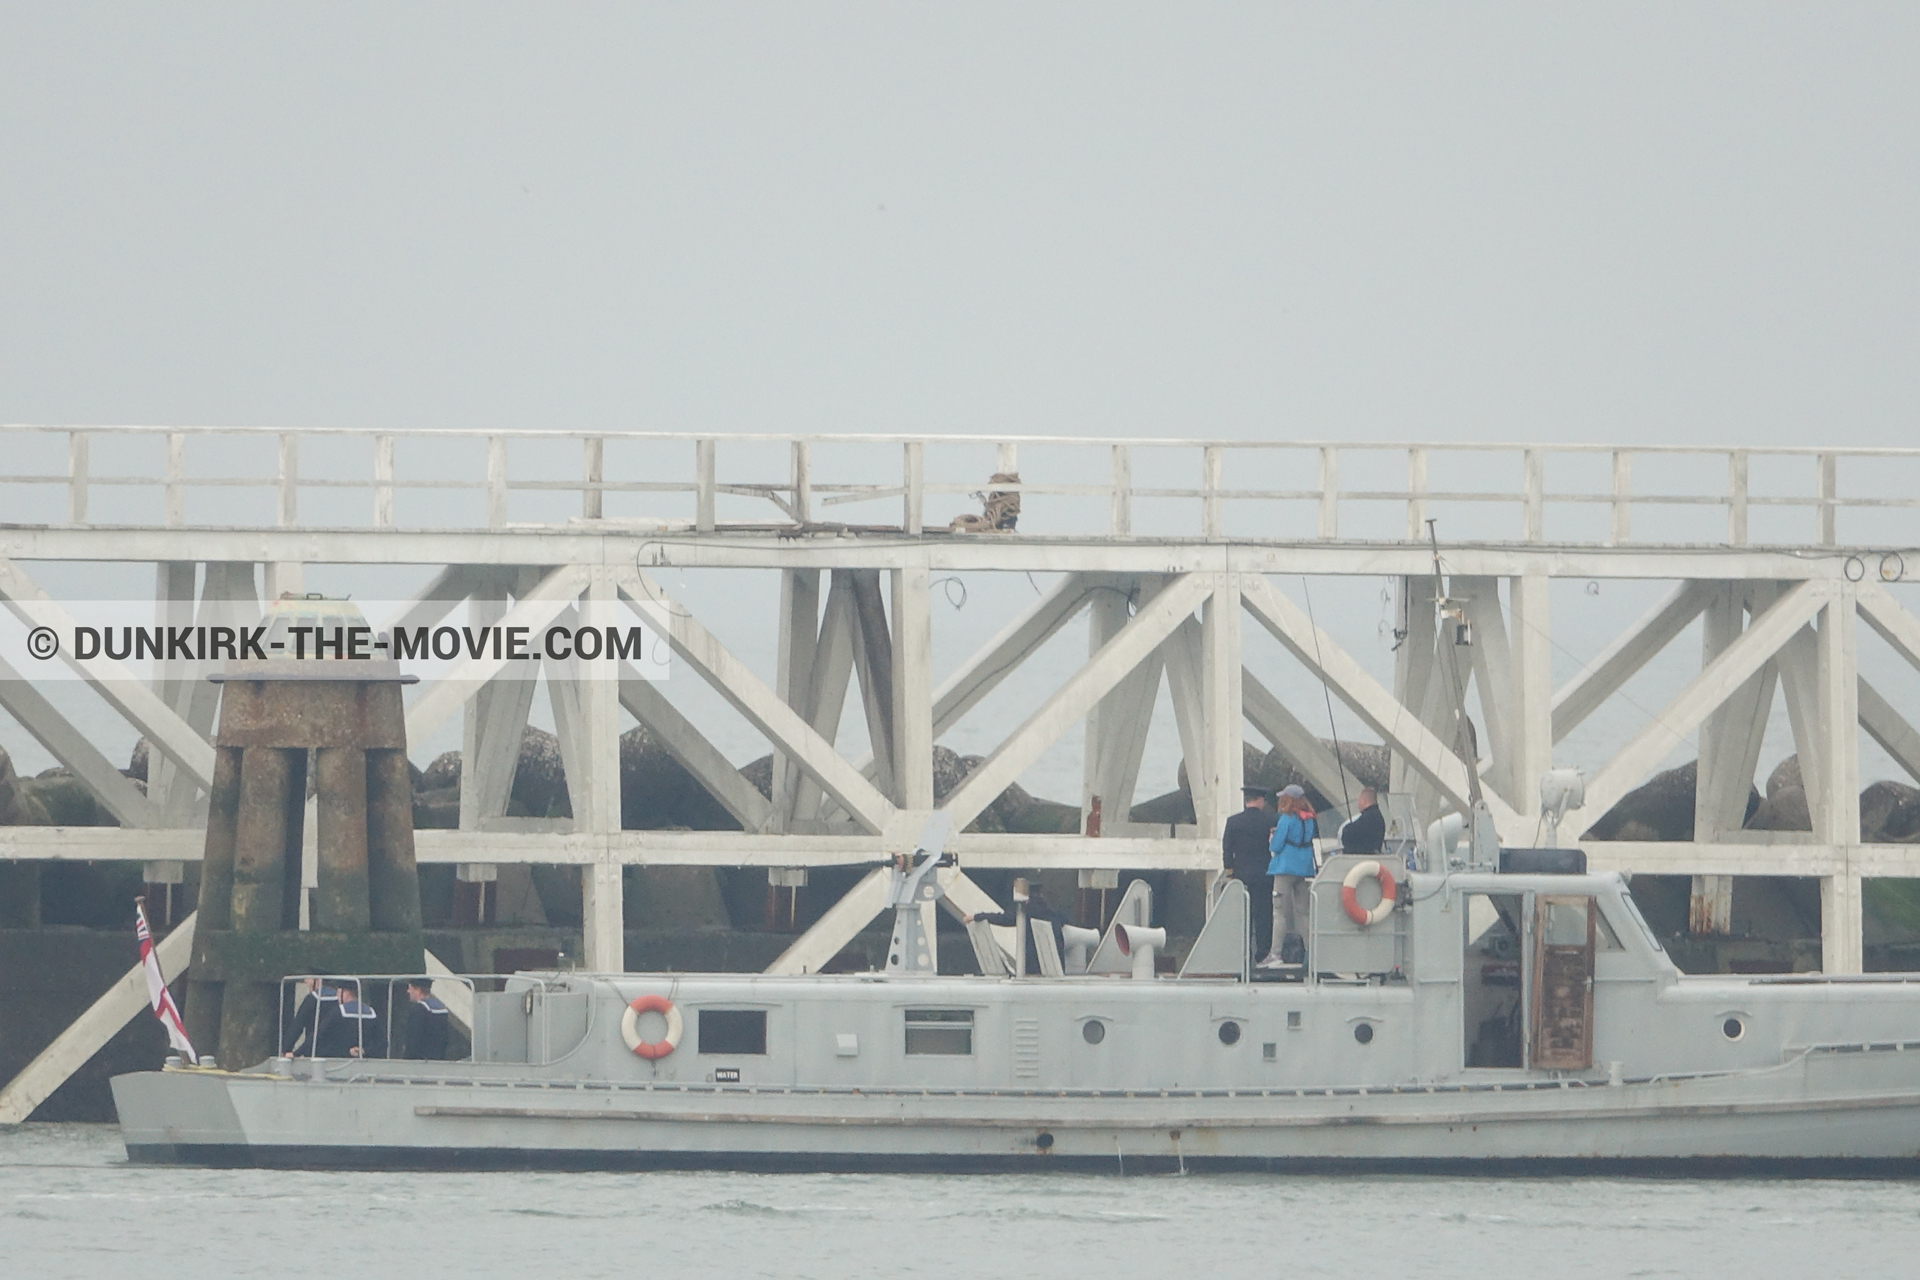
[1261, 785, 1318, 966]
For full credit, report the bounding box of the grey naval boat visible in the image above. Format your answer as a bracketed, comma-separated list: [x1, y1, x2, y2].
[113, 812, 1920, 1175]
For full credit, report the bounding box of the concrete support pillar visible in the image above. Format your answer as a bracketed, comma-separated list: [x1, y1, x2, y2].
[1163, 618, 1205, 822]
[263, 561, 304, 600]
[365, 748, 422, 933]
[220, 745, 296, 1067]
[1084, 576, 1161, 832]
[186, 660, 423, 1068]
[313, 747, 370, 932]
[1083, 581, 1128, 829]
[459, 576, 530, 834]
[1816, 585, 1862, 845]
[579, 571, 625, 972]
[1455, 576, 1518, 808]
[1693, 581, 1773, 934]
[1199, 573, 1243, 839]
[1818, 583, 1862, 974]
[1823, 872, 1864, 976]
[1509, 573, 1552, 820]
[788, 573, 858, 828]
[582, 858, 624, 973]
[848, 569, 897, 802]
[773, 569, 821, 829]
[1690, 875, 1735, 936]
[184, 745, 242, 1054]
[1391, 575, 1444, 824]
[149, 563, 202, 823]
[891, 566, 934, 809]
[231, 747, 295, 932]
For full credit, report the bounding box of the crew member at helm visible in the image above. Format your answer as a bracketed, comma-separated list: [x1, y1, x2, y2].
[1338, 786, 1385, 855]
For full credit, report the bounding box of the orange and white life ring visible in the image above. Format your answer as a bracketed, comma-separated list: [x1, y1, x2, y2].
[1340, 860, 1397, 927]
[620, 994, 683, 1060]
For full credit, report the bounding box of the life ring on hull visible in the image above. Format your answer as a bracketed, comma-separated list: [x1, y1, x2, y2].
[1341, 860, 1397, 927]
[620, 994, 683, 1060]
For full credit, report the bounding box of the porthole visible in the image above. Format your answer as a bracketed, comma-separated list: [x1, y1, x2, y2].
[1722, 1017, 1745, 1041]
[1354, 1022, 1375, 1045]
[1082, 1020, 1106, 1045]
[1035, 1131, 1055, 1150]
[1218, 1020, 1242, 1046]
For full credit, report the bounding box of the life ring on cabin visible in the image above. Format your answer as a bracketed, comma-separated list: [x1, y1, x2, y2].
[620, 995, 683, 1060]
[1341, 860, 1397, 927]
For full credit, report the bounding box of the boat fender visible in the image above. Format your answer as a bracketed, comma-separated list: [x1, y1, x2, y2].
[1340, 860, 1396, 927]
[620, 994, 683, 1060]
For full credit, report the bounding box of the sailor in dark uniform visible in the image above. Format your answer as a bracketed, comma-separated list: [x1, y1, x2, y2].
[280, 977, 341, 1058]
[1222, 785, 1278, 960]
[1338, 786, 1386, 855]
[402, 977, 453, 1060]
[326, 981, 385, 1058]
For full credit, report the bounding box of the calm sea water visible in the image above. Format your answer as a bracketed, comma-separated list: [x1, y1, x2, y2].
[6, 1124, 1920, 1279]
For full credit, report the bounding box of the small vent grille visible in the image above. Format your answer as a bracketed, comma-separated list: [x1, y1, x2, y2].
[1014, 1018, 1041, 1078]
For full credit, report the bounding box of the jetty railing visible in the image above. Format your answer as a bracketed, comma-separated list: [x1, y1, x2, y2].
[4, 426, 1919, 548]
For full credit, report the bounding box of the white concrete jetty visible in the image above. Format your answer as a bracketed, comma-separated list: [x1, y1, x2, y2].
[4, 426, 1920, 1117]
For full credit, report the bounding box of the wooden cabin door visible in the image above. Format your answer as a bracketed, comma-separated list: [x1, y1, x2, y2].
[1530, 895, 1596, 1070]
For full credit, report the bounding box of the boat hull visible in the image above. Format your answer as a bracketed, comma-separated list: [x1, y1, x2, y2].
[112, 1041, 1920, 1174]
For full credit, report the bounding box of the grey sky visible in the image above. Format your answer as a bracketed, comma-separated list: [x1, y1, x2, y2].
[4, 6, 1917, 800]
[4, 4, 1916, 445]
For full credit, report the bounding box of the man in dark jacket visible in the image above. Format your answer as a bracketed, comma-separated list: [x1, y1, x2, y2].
[1338, 787, 1386, 855]
[402, 977, 453, 1060]
[328, 981, 385, 1058]
[1222, 785, 1278, 959]
[281, 977, 340, 1058]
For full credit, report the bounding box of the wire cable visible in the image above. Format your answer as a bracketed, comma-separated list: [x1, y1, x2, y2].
[1299, 577, 1354, 816]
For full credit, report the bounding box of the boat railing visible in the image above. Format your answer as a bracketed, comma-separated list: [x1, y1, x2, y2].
[276, 972, 565, 1066]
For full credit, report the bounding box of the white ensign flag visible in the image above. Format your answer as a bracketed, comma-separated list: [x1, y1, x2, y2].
[136, 900, 197, 1063]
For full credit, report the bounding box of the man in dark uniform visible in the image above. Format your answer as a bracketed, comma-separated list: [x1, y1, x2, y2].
[328, 981, 385, 1058]
[402, 977, 453, 1060]
[281, 976, 341, 1058]
[1338, 786, 1386, 855]
[1222, 785, 1278, 959]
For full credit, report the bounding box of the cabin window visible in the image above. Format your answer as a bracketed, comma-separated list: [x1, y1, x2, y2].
[698, 1009, 767, 1055]
[904, 1009, 973, 1056]
[1594, 908, 1624, 951]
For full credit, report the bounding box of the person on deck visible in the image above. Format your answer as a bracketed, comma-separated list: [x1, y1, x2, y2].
[1221, 785, 1278, 959]
[329, 981, 385, 1058]
[401, 977, 453, 1061]
[1338, 786, 1385, 855]
[1262, 788, 1319, 967]
[280, 977, 340, 1058]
